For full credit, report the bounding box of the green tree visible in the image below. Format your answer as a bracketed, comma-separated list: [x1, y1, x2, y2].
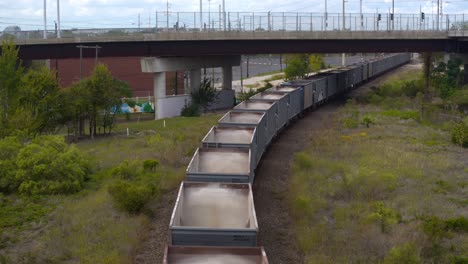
[60, 64, 131, 139]
[10, 67, 60, 135]
[15, 135, 91, 195]
[0, 40, 23, 137]
[309, 54, 325, 72]
[284, 54, 310, 81]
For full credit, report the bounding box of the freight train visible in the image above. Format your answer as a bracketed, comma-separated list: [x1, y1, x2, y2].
[163, 53, 411, 264]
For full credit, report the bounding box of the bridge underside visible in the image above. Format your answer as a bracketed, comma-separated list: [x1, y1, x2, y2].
[17, 38, 468, 60]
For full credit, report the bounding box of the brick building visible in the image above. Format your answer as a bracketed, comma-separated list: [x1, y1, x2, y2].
[50, 57, 186, 97]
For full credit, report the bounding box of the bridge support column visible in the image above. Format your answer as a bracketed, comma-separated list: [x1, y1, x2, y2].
[190, 68, 201, 92]
[141, 55, 240, 119]
[464, 64, 468, 85]
[153, 72, 167, 120]
[222, 66, 233, 90]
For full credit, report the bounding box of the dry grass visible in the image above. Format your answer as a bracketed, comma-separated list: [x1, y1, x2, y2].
[0, 113, 221, 263]
[289, 71, 468, 263]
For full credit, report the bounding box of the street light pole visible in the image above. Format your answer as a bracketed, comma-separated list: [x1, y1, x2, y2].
[43, 0, 47, 39]
[57, 0, 61, 38]
[208, 0, 211, 30]
[342, 0, 346, 66]
[437, 0, 440, 30]
[200, 0, 203, 31]
[360, 0, 363, 30]
[325, 0, 328, 30]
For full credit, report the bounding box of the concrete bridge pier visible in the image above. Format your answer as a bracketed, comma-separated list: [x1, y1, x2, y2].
[141, 55, 240, 119]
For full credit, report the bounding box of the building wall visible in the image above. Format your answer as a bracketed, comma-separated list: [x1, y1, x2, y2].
[50, 57, 186, 97]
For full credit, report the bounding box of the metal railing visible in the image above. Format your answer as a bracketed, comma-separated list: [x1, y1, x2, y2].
[3, 12, 468, 41]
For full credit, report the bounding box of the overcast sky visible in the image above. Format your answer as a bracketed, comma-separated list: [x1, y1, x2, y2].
[0, 0, 467, 30]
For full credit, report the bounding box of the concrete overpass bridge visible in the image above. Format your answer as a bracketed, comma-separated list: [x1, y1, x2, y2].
[10, 31, 468, 60]
[3, 12, 467, 119]
[2, 12, 466, 59]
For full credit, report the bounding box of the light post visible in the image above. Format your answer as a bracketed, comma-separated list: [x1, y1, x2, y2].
[208, 0, 211, 30]
[43, 0, 47, 39]
[325, 0, 328, 30]
[57, 0, 61, 38]
[342, 0, 346, 66]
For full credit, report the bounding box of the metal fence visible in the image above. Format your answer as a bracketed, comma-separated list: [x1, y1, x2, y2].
[3, 12, 468, 41]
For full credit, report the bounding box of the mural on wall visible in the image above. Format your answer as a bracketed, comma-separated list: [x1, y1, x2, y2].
[113, 98, 155, 114]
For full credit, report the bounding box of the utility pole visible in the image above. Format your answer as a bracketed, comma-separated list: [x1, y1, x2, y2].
[77, 45, 102, 79]
[437, 0, 440, 30]
[392, 0, 394, 30]
[138, 14, 141, 29]
[342, 0, 346, 66]
[57, 0, 61, 38]
[43, 0, 47, 39]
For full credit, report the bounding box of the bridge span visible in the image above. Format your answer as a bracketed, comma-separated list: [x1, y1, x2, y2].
[11, 31, 468, 60]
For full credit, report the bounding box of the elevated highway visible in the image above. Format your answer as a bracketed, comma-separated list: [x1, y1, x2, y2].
[10, 31, 468, 60]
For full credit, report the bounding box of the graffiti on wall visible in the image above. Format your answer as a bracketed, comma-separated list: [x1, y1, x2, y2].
[113, 97, 155, 114]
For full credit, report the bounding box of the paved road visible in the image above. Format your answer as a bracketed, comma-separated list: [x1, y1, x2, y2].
[203, 54, 378, 83]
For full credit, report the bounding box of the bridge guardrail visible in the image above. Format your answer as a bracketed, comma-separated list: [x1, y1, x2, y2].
[2, 12, 467, 42]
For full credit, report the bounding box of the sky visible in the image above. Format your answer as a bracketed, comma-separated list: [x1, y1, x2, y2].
[0, 0, 467, 30]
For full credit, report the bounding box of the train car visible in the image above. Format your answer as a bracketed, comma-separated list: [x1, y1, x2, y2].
[218, 111, 267, 165]
[267, 86, 303, 119]
[186, 147, 253, 183]
[281, 79, 314, 110]
[234, 100, 278, 145]
[163, 245, 269, 264]
[202, 126, 259, 169]
[315, 72, 338, 99]
[165, 53, 411, 260]
[250, 92, 289, 131]
[169, 182, 258, 247]
[328, 68, 348, 94]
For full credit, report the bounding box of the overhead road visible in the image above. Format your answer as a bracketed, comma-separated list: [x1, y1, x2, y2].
[10, 31, 468, 60]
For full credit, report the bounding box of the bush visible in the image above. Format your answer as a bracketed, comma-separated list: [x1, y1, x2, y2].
[0, 137, 22, 193]
[15, 136, 91, 195]
[181, 102, 200, 117]
[451, 122, 468, 147]
[384, 243, 421, 264]
[343, 118, 358, 128]
[381, 110, 419, 120]
[111, 160, 140, 180]
[108, 180, 153, 213]
[143, 159, 159, 172]
[361, 115, 375, 128]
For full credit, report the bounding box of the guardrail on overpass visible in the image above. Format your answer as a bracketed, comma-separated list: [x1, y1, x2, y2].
[3, 12, 468, 42]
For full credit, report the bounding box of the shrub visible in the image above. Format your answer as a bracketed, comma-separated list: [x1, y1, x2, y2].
[0, 137, 22, 193]
[143, 159, 159, 172]
[181, 102, 200, 117]
[237, 88, 257, 102]
[15, 136, 91, 195]
[361, 115, 375, 128]
[381, 110, 419, 120]
[111, 160, 140, 180]
[108, 180, 153, 213]
[451, 122, 468, 147]
[384, 243, 421, 264]
[343, 118, 358, 128]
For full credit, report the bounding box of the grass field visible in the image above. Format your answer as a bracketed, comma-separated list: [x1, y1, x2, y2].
[0, 113, 221, 263]
[288, 69, 468, 263]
